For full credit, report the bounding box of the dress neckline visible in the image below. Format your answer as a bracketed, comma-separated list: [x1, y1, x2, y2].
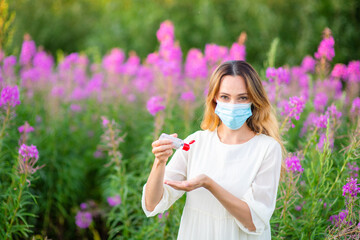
[214, 128, 260, 147]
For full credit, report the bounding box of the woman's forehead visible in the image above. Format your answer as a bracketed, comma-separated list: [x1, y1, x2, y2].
[219, 75, 247, 94]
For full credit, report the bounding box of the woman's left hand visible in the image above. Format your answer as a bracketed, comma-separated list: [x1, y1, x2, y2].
[164, 174, 210, 192]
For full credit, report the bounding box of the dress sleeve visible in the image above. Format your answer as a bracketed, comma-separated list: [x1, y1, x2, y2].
[141, 146, 188, 217]
[235, 141, 282, 235]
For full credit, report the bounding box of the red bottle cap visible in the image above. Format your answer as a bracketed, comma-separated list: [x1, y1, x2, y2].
[182, 140, 195, 151]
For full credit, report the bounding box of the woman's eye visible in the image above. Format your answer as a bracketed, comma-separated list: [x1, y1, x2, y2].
[220, 95, 229, 100]
[239, 97, 248, 101]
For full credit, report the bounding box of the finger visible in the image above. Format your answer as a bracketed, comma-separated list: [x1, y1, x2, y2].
[154, 149, 173, 159]
[152, 139, 173, 148]
[170, 133, 178, 138]
[152, 145, 173, 154]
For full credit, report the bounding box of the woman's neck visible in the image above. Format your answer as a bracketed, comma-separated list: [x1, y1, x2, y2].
[217, 124, 256, 145]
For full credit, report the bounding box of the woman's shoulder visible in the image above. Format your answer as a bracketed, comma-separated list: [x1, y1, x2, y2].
[256, 133, 281, 149]
[184, 129, 213, 141]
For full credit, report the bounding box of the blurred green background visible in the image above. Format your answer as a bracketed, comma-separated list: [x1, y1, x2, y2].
[8, 0, 360, 66]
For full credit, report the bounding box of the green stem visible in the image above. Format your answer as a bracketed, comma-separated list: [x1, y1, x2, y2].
[0, 106, 11, 147]
[5, 173, 28, 240]
[303, 127, 318, 156]
[324, 138, 359, 200]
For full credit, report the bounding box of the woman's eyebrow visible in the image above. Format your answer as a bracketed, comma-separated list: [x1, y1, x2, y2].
[219, 92, 248, 96]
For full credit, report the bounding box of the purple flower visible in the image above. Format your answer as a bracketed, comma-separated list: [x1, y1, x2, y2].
[19, 144, 39, 161]
[347, 162, 359, 178]
[347, 61, 360, 83]
[301, 56, 316, 73]
[313, 93, 328, 112]
[146, 96, 165, 116]
[80, 203, 88, 210]
[266, 67, 290, 84]
[313, 114, 329, 128]
[107, 195, 121, 207]
[295, 205, 302, 211]
[0, 85, 21, 108]
[180, 91, 196, 102]
[158, 212, 169, 219]
[285, 154, 304, 173]
[351, 97, 360, 115]
[18, 122, 34, 133]
[18, 144, 43, 176]
[75, 211, 92, 229]
[331, 63, 347, 79]
[342, 178, 360, 198]
[281, 96, 306, 127]
[185, 49, 208, 79]
[101, 116, 110, 127]
[70, 104, 82, 112]
[317, 133, 334, 152]
[314, 36, 335, 61]
[20, 36, 37, 66]
[93, 150, 104, 158]
[329, 210, 349, 227]
[325, 104, 342, 120]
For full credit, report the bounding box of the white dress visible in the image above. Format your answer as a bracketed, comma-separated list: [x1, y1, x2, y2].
[142, 129, 282, 240]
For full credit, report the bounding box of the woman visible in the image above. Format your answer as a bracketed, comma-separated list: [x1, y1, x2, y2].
[142, 60, 284, 239]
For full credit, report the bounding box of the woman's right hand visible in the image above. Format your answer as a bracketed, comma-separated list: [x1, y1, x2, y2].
[151, 133, 178, 164]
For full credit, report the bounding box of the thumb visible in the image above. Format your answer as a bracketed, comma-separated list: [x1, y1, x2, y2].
[170, 133, 178, 138]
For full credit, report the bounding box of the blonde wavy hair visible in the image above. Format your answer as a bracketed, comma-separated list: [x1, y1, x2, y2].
[201, 61, 286, 161]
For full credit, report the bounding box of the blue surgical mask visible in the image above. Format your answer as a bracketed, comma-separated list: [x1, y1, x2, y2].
[215, 101, 252, 130]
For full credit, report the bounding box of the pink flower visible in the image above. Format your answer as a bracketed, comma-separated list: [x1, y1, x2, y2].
[70, 104, 82, 112]
[158, 212, 169, 219]
[180, 91, 196, 102]
[204, 44, 228, 65]
[313, 114, 329, 128]
[146, 52, 160, 65]
[281, 96, 306, 127]
[229, 43, 246, 61]
[0, 85, 21, 108]
[134, 66, 154, 93]
[156, 20, 174, 46]
[18, 121, 34, 133]
[301, 56, 316, 73]
[314, 36, 335, 61]
[102, 48, 125, 73]
[107, 195, 122, 207]
[351, 97, 360, 115]
[101, 116, 110, 127]
[331, 63, 347, 79]
[122, 53, 140, 75]
[342, 178, 360, 197]
[146, 96, 165, 116]
[325, 104, 342, 120]
[347, 61, 360, 83]
[313, 93, 328, 112]
[75, 211, 92, 229]
[20, 38, 37, 66]
[285, 154, 304, 173]
[185, 49, 208, 79]
[266, 67, 290, 84]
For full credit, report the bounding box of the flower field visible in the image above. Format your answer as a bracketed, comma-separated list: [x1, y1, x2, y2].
[0, 20, 359, 239]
